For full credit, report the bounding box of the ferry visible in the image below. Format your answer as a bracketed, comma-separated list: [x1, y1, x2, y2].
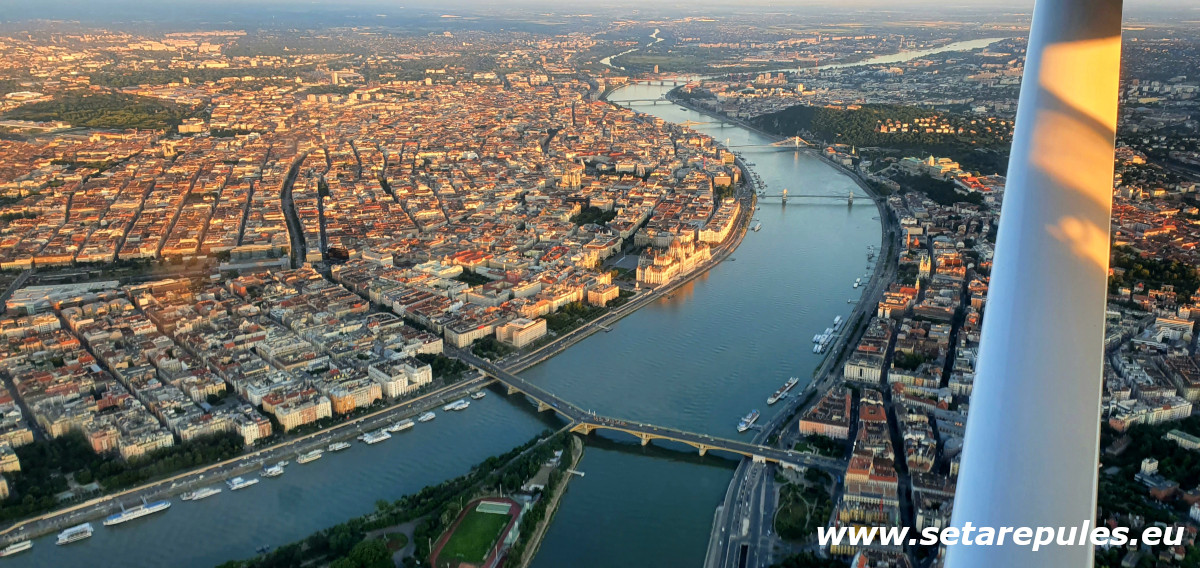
[261, 464, 284, 478]
[386, 419, 415, 433]
[103, 497, 171, 527]
[361, 430, 391, 444]
[471, 390, 487, 400]
[767, 377, 800, 405]
[442, 399, 470, 412]
[227, 477, 259, 491]
[56, 523, 93, 546]
[181, 487, 221, 501]
[418, 411, 436, 423]
[737, 410, 761, 433]
[752, 223, 762, 232]
[327, 441, 351, 452]
[0, 541, 32, 557]
[297, 449, 324, 464]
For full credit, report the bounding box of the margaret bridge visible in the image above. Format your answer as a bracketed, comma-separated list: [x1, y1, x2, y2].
[457, 352, 848, 475]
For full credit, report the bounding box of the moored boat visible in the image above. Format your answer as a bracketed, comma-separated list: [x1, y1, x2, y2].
[227, 476, 259, 491]
[0, 541, 32, 557]
[442, 399, 470, 412]
[386, 419, 415, 433]
[103, 498, 171, 527]
[767, 377, 800, 405]
[737, 410, 761, 433]
[418, 411, 436, 423]
[56, 523, 93, 546]
[181, 486, 221, 501]
[297, 449, 324, 464]
[362, 430, 391, 444]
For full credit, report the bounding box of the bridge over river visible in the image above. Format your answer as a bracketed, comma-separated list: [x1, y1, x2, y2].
[458, 352, 848, 475]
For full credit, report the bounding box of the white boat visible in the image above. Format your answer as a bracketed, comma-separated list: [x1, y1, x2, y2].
[0, 541, 32, 557]
[104, 498, 171, 527]
[471, 391, 487, 400]
[227, 477, 259, 491]
[297, 449, 324, 464]
[327, 441, 351, 452]
[362, 430, 391, 444]
[418, 411, 436, 423]
[274, 460, 289, 468]
[737, 410, 760, 433]
[752, 223, 762, 231]
[386, 419, 414, 433]
[768, 377, 800, 405]
[261, 465, 284, 478]
[56, 523, 93, 546]
[442, 399, 470, 412]
[181, 487, 221, 501]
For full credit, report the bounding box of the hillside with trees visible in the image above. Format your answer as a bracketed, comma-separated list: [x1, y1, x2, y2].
[751, 103, 1011, 174]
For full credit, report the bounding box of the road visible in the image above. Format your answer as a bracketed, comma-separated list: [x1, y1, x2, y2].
[0, 269, 31, 307]
[279, 152, 308, 269]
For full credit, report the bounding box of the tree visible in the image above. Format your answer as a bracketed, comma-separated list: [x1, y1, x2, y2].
[348, 539, 392, 568]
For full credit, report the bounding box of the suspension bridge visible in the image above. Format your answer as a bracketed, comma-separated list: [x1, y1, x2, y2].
[725, 136, 814, 149]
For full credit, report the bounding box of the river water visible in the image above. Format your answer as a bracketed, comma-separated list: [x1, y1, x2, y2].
[10, 84, 883, 568]
[5, 398, 560, 568]
[808, 37, 1009, 71]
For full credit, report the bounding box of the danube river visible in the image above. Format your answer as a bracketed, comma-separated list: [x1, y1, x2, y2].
[5, 399, 560, 568]
[526, 81, 882, 567]
[9, 87, 882, 568]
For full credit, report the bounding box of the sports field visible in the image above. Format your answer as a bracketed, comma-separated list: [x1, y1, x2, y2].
[436, 508, 511, 567]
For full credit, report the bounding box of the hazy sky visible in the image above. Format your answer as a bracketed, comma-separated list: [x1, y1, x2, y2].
[1, 0, 1195, 26]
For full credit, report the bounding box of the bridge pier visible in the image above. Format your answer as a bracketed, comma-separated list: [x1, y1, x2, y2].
[752, 454, 767, 464]
[537, 401, 552, 413]
[697, 444, 710, 457]
[506, 385, 519, 396]
[638, 433, 653, 446]
[570, 423, 596, 435]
